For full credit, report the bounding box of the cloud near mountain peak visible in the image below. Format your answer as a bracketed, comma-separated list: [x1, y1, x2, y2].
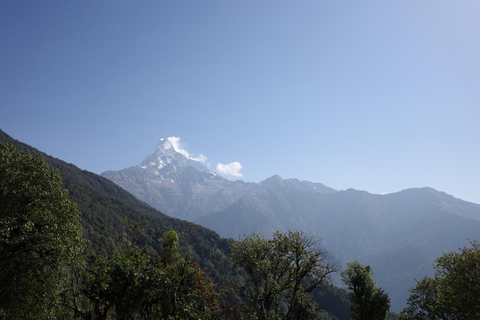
[160, 137, 242, 176]
[163, 137, 207, 163]
[216, 161, 243, 177]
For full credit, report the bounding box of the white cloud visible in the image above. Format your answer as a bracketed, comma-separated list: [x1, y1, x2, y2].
[191, 154, 207, 163]
[165, 137, 207, 163]
[216, 161, 243, 177]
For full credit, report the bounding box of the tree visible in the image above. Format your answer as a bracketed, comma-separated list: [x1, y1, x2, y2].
[399, 240, 480, 319]
[0, 143, 85, 319]
[398, 277, 441, 320]
[231, 230, 338, 320]
[341, 260, 390, 320]
[76, 223, 226, 320]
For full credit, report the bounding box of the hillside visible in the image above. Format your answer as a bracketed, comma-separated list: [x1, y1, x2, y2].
[0, 129, 237, 284]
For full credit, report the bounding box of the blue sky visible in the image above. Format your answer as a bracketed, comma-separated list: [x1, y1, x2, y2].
[1, 1, 479, 204]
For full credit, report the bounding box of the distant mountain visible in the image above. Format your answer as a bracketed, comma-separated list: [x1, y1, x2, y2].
[198, 186, 480, 311]
[101, 137, 480, 312]
[101, 138, 335, 221]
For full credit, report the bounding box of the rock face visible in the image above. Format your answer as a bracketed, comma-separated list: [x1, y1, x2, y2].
[102, 138, 480, 312]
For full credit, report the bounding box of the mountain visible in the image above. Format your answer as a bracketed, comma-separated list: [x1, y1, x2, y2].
[198, 185, 480, 310]
[0, 130, 237, 284]
[101, 138, 480, 312]
[101, 138, 335, 221]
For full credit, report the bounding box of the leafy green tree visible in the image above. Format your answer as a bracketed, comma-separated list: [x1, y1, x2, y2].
[398, 277, 441, 320]
[399, 240, 480, 319]
[0, 143, 85, 319]
[75, 223, 227, 320]
[231, 230, 338, 320]
[160, 229, 179, 264]
[341, 260, 390, 320]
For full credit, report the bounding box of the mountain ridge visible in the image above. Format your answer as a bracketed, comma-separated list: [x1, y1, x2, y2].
[101, 138, 336, 221]
[100, 138, 480, 312]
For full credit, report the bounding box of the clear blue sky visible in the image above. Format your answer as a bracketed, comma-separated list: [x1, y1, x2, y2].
[1, 1, 479, 204]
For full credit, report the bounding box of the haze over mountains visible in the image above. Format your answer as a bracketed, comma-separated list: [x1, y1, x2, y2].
[101, 137, 480, 312]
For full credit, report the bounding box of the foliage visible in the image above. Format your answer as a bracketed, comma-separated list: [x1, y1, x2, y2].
[231, 230, 338, 320]
[64, 223, 237, 320]
[341, 260, 390, 320]
[0, 143, 85, 320]
[399, 240, 480, 319]
[314, 285, 351, 320]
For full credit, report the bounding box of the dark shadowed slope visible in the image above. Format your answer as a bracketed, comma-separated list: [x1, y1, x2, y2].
[0, 129, 238, 283]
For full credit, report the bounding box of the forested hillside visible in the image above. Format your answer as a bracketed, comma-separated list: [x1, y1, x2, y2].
[0, 129, 236, 283]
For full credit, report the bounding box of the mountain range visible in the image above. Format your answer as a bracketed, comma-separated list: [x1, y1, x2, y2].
[101, 137, 480, 312]
[101, 138, 336, 221]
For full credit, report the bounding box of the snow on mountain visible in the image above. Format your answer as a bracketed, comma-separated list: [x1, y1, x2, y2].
[101, 137, 335, 221]
[138, 137, 212, 175]
[101, 138, 257, 220]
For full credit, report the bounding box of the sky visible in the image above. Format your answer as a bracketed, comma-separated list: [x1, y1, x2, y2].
[1, 1, 479, 204]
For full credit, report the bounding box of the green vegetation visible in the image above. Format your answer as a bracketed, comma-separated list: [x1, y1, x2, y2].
[231, 231, 338, 320]
[63, 223, 232, 320]
[0, 143, 85, 319]
[341, 260, 390, 320]
[399, 240, 480, 319]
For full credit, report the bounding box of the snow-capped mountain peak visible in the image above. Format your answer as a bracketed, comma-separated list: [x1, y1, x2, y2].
[140, 137, 211, 173]
[156, 137, 207, 162]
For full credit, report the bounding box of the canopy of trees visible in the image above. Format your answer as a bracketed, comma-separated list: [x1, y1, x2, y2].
[341, 260, 390, 320]
[63, 224, 234, 320]
[0, 143, 85, 319]
[399, 240, 480, 319]
[231, 230, 338, 320]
